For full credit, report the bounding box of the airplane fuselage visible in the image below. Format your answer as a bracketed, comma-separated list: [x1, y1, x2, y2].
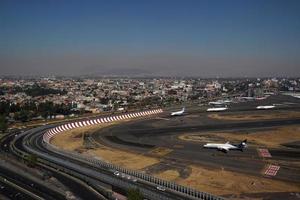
[203, 140, 247, 152]
[203, 143, 238, 150]
[170, 108, 185, 116]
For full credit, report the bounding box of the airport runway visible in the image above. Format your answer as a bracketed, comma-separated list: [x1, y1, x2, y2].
[92, 107, 300, 184]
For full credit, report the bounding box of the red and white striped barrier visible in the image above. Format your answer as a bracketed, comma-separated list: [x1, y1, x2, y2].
[43, 109, 163, 143]
[264, 164, 280, 176]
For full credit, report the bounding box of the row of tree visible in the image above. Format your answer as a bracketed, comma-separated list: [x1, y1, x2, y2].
[0, 100, 75, 122]
[0, 84, 67, 97]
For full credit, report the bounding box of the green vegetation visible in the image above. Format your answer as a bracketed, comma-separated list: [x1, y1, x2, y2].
[0, 100, 74, 122]
[25, 154, 38, 167]
[127, 188, 143, 200]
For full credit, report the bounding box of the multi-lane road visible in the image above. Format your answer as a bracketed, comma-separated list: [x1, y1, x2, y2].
[1, 124, 221, 199]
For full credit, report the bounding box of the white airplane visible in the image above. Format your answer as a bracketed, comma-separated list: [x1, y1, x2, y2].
[170, 107, 185, 116]
[208, 101, 224, 106]
[203, 139, 247, 153]
[256, 105, 275, 109]
[207, 107, 228, 112]
[208, 99, 232, 106]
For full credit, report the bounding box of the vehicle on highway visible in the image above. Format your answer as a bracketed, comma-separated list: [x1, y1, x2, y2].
[156, 186, 166, 191]
[114, 171, 120, 176]
[203, 139, 247, 153]
[170, 107, 185, 116]
[132, 178, 138, 182]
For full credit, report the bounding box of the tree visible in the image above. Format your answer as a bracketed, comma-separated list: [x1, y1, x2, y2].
[0, 115, 7, 133]
[18, 110, 30, 122]
[127, 188, 143, 200]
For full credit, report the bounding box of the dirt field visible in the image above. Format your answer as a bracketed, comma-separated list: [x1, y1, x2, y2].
[85, 148, 159, 170]
[179, 125, 300, 148]
[154, 169, 180, 181]
[149, 147, 173, 157]
[177, 165, 300, 196]
[153, 165, 300, 195]
[208, 111, 300, 121]
[51, 123, 113, 151]
[51, 122, 159, 170]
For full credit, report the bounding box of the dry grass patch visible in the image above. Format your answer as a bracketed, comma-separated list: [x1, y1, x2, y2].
[154, 170, 180, 181]
[51, 123, 113, 151]
[86, 148, 159, 170]
[178, 165, 300, 196]
[149, 147, 173, 157]
[50, 119, 159, 170]
[208, 111, 300, 121]
[179, 134, 218, 143]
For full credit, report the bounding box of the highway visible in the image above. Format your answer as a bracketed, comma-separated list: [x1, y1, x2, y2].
[2, 125, 218, 200]
[1, 129, 110, 200]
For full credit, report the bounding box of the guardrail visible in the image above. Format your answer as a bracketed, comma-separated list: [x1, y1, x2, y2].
[41, 109, 224, 200]
[43, 109, 163, 143]
[9, 132, 111, 200]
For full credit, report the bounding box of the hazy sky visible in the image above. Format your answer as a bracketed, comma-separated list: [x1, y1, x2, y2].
[1, 0, 300, 77]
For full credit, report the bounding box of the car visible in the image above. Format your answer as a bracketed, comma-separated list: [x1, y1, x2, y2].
[132, 178, 138, 182]
[114, 171, 120, 176]
[121, 173, 126, 178]
[156, 186, 166, 191]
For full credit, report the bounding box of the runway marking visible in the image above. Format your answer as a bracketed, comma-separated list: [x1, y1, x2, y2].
[258, 148, 272, 158]
[156, 117, 170, 121]
[264, 164, 280, 176]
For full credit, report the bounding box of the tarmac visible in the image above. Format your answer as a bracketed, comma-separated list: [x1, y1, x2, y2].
[91, 94, 300, 197]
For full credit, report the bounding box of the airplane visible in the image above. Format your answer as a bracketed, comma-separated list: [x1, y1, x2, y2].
[170, 107, 185, 116]
[208, 99, 232, 106]
[256, 105, 275, 109]
[203, 139, 247, 153]
[208, 101, 225, 106]
[207, 107, 228, 112]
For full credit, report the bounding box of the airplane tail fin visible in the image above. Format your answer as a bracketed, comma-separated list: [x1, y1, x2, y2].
[238, 139, 247, 151]
[182, 107, 185, 112]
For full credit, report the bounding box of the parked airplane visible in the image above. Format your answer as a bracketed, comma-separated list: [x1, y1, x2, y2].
[170, 107, 185, 116]
[208, 99, 232, 106]
[203, 139, 247, 153]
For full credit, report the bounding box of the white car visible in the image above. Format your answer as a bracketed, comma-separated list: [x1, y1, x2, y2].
[113, 171, 120, 176]
[156, 186, 166, 191]
[132, 178, 138, 182]
[121, 173, 126, 178]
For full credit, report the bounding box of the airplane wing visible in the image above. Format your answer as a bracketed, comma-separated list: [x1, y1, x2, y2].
[218, 146, 230, 152]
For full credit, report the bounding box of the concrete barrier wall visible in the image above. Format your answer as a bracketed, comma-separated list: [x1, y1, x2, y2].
[43, 109, 163, 143]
